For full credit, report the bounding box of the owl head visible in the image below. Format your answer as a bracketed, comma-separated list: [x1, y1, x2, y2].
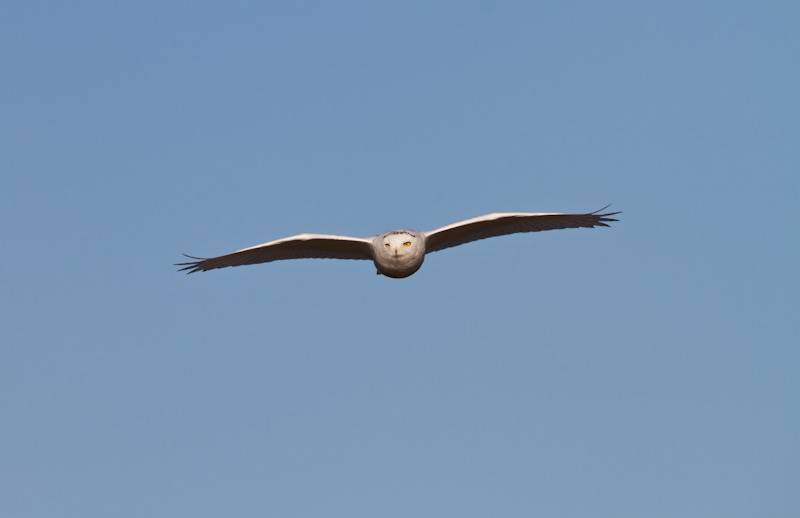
[373, 230, 426, 278]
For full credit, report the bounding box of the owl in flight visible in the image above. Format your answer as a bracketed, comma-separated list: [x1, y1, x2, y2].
[178, 207, 619, 278]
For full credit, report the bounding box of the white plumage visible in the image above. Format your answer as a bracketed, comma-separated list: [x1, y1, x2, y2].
[178, 207, 619, 278]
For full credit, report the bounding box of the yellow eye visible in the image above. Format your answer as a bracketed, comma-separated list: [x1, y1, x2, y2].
[385, 243, 390, 248]
[403, 241, 411, 247]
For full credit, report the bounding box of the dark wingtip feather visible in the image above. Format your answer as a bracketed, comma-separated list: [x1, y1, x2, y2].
[591, 204, 621, 226]
[175, 254, 208, 274]
[175, 263, 201, 274]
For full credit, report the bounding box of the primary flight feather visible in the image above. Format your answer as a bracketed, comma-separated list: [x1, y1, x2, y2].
[177, 207, 620, 278]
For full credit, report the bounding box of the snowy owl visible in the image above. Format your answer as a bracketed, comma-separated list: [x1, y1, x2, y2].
[177, 207, 619, 278]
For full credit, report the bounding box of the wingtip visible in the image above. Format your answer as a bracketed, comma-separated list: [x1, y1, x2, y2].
[592, 204, 621, 220]
[175, 264, 200, 274]
[176, 254, 207, 274]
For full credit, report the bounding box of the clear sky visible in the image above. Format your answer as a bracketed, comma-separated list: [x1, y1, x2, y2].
[2, 2, 798, 517]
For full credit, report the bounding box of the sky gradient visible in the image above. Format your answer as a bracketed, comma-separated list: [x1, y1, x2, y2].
[2, 2, 798, 517]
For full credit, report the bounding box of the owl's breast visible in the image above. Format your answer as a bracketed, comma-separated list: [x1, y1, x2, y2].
[373, 254, 425, 278]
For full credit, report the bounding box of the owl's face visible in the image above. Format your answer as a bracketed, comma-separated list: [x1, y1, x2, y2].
[373, 230, 426, 278]
[381, 232, 419, 256]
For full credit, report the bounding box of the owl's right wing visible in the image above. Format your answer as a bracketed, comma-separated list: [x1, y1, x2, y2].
[177, 233, 374, 274]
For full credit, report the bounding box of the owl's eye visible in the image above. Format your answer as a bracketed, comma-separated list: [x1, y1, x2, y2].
[403, 241, 411, 247]
[385, 243, 390, 248]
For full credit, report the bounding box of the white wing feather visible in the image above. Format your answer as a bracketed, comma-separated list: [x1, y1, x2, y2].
[178, 233, 374, 273]
[423, 207, 620, 253]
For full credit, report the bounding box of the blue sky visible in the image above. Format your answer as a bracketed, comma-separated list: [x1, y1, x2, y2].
[1, 1, 798, 516]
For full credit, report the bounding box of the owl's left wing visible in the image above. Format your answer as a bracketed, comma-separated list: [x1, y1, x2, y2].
[423, 207, 620, 254]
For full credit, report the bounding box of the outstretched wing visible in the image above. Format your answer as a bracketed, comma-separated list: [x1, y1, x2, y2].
[177, 233, 374, 274]
[423, 207, 620, 254]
